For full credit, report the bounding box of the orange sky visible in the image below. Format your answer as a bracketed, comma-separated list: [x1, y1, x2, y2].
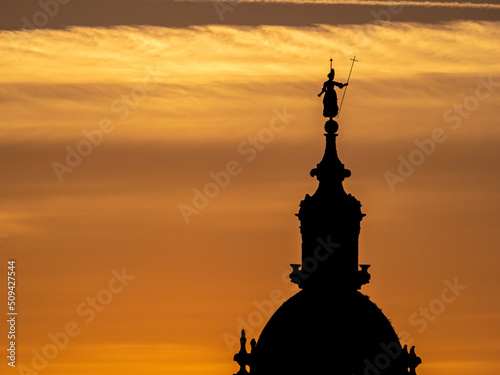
[1, 10, 500, 375]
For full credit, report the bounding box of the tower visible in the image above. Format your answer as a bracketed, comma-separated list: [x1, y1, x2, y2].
[231, 62, 422, 375]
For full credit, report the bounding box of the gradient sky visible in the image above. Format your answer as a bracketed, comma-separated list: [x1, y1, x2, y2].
[1, 1, 500, 375]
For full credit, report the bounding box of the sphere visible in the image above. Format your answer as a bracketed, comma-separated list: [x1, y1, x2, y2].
[325, 119, 339, 134]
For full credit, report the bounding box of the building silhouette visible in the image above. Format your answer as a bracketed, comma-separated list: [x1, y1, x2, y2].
[231, 66, 422, 375]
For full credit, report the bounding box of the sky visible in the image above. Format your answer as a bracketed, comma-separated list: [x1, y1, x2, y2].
[0, 1, 500, 375]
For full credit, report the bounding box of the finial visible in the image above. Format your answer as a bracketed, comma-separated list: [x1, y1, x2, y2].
[233, 330, 253, 375]
[330, 58, 333, 70]
[408, 346, 422, 375]
[324, 119, 339, 134]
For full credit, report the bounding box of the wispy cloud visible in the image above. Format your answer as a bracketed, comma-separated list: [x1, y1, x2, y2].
[2, 0, 499, 30]
[188, 0, 500, 9]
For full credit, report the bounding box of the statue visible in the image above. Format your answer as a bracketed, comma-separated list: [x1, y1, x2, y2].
[318, 57, 357, 119]
[318, 68, 348, 119]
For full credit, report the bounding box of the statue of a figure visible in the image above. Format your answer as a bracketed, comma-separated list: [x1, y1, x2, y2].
[318, 68, 348, 119]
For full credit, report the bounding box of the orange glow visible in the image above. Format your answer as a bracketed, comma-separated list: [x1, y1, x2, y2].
[0, 20, 499, 375]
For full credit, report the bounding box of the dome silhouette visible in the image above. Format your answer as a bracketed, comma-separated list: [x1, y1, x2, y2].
[251, 289, 407, 375]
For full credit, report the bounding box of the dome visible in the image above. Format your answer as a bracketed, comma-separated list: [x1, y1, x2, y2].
[251, 290, 408, 375]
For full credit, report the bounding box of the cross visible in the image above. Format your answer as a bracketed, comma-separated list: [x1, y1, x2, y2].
[346, 56, 358, 83]
[337, 56, 359, 118]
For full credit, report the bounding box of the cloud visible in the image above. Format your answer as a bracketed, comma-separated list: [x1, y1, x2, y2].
[1, 0, 500, 30]
[193, 0, 500, 9]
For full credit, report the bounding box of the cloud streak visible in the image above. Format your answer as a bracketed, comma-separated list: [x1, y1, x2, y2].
[2, 0, 500, 30]
[197, 0, 500, 9]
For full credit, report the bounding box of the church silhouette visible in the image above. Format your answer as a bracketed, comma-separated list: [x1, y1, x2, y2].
[230, 61, 422, 375]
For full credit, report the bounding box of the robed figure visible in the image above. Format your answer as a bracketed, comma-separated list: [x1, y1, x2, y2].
[318, 68, 348, 119]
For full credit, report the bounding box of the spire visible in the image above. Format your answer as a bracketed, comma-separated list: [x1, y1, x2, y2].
[290, 60, 368, 291]
[291, 119, 369, 290]
[310, 119, 351, 199]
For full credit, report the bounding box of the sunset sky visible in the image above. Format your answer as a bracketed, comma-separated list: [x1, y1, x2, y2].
[1, 1, 500, 375]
